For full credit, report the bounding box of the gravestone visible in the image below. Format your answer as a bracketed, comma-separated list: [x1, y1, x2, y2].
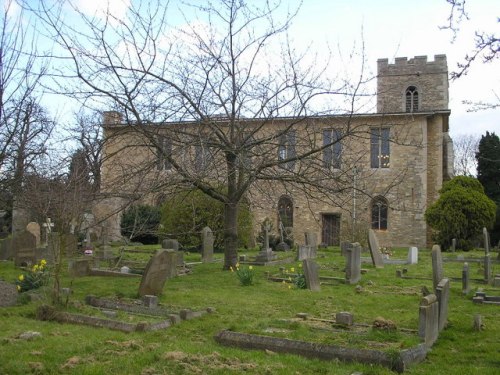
[340, 241, 350, 257]
[462, 263, 470, 295]
[302, 258, 320, 291]
[418, 294, 439, 348]
[138, 249, 176, 297]
[162, 239, 179, 251]
[484, 254, 492, 283]
[483, 227, 490, 254]
[0, 238, 12, 260]
[13, 231, 37, 266]
[304, 232, 318, 249]
[297, 245, 316, 261]
[45, 233, 61, 263]
[407, 247, 418, 264]
[345, 242, 361, 284]
[431, 245, 444, 291]
[451, 238, 456, 252]
[336, 312, 354, 326]
[69, 259, 91, 277]
[26, 222, 41, 247]
[201, 227, 214, 263]
[255, 224, 276, 263]
[62, 233, 78, 257]
[367, 229, 384, 268]
[41, 218, 55, 246]
[436, 278, 450, 332]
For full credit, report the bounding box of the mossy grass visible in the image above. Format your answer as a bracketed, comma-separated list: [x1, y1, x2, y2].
[0, 246, 498, 374]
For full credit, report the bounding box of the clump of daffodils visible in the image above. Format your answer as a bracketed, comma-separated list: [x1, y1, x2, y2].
[230, 263, 255, 286]
[15, 259, 49, 293]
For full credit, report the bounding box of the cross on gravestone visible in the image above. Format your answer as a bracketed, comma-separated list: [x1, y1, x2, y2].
[431, 245, 444, 291]
[201, 227, 214, 263]
[42, 218, 54, 246]
[367, 229, 384, 268]
[302, 258, 321, 291]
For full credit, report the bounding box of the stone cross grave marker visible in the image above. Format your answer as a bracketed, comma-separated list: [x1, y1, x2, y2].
[407, 247, 418, 264]
[483, 227, 490, 254]
[201, 227, 214, 263]
[367, 229, 384, 268]
[462, 262, 470, 295]
[138, 249, 177, 297]
[436, 278, 450, 332]
[431, 245, 444, 291]
[302, 258, 321, 291]
[345, 242, 361, 284]
[13, 231, 37, 266]
[42, 218, 54, 246]
[26, 222, 41, 248]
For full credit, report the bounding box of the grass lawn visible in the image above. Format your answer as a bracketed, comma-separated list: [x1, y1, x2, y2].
[0, 246, 499, 374]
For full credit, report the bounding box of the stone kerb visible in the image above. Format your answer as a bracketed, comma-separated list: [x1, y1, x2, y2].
[367, 229, 384, 268]
[431, 245, 443, 291]
[138, 249, 177, 297]
[418, 294, 439, 348]
[302, 258, 321, 291]
[435, 278, 450, 332]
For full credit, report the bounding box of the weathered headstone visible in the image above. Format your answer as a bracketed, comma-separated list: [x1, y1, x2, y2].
[302, 258, 320, 291]
[436, 278, 450, 332]
[13, 231, 37, 266]
[201, 227, 214, 263]
[138, 249, 177, 297]
[162, 239, 179, 251]
[45, 233, 61, 263]
[336, 312, 354, 326]
[340, 241, 350, 257]
[451, 238, 456, 253]
[297, 245, 316, 261]
[484, 254, 492, 283]
[345, 242, 361, 284]
[0, 238, 12, 260]
[69, 259, 91, 277]
[304, 232, 318, 249]
[26, 222, 41, 247]
[462, 263, 470, 295]
[418, 294, 439, 347]
[367, 229, 384, 268]
[407, 247, 418, 264]
[431, 245, 444, 291]
[483, 227, 490, 254]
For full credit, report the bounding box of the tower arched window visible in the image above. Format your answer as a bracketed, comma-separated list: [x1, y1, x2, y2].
[405, 86, 419, 112]
[371, 196, 388, 230]
[278, 195, 293, 229]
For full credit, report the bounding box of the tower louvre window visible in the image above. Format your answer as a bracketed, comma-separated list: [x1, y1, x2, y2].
[405, 86, 418, 112]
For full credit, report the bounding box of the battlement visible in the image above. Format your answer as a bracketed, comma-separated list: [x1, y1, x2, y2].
[377, 55, 447, 71]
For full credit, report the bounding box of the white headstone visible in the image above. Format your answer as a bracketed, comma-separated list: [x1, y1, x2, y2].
[407, 247, 418, 264]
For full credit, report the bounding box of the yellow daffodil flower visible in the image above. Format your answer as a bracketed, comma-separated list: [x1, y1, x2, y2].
[18, 274, 24, 281]
[290, 267, 295, 273]
[249, 266, 253, 270]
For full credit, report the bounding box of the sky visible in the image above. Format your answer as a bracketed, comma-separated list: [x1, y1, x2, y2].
[6, 0, 500, 140]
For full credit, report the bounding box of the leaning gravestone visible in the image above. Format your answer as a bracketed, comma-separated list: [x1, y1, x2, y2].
[13, 231, 37, 267]
[367, 229, 384, 268]
[26, 222, 41, 247]
[431, 245, 444, 291]
[138, 249, 176, 297]
[302, 258, 320, 291]
[345, 242, 361, 284]
[201, 227, 214, 263]
[297, 245, 316, 261]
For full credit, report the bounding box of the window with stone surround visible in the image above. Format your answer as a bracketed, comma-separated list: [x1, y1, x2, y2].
[156, 136, 172, 171]
[278, 130, 296, 171]
[323, 129, 342, 169]
[405, 86, 419, 112]
[371, 196, 388, 230]
[278, 195, 293, 228]
[370, 127, 390, 168]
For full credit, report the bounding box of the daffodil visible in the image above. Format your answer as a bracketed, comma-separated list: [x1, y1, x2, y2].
[298, 263, 302, 268]
[18, 274, 24, 281]
[40, 259, 47, 267]
[16, 285, 21, 291]
[248, 266, 253, 270]
[290, 267, 295, 273]
[33, 265, 39, 272]
[230, 266, 234, 272]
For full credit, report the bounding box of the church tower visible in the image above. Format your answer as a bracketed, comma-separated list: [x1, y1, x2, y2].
[377, 55, 449, 113]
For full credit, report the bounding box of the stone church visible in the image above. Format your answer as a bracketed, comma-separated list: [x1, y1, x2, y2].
[97, 55, 453, 249]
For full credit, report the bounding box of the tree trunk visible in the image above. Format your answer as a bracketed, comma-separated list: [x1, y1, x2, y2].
[223, 201, 239, 270]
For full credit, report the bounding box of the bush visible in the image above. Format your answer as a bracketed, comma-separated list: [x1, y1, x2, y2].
[121, 205, 161, 244]
[425, 176, 496, 250]
[232, 264, 255, 286]
[160, 189, 253, 250]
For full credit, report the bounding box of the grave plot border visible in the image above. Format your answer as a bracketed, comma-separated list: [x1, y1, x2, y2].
[214, 330, 427, 373]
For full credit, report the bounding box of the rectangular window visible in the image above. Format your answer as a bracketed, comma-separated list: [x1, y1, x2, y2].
[323, 129, 342, 169]
[278, 130, 296, 170]
[157, 136, 172, 171]
[370, 127, 390, 168]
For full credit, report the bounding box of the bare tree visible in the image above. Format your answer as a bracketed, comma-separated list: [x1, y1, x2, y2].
[453, 133, 479, 176]
[27, 0, 418, 269]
